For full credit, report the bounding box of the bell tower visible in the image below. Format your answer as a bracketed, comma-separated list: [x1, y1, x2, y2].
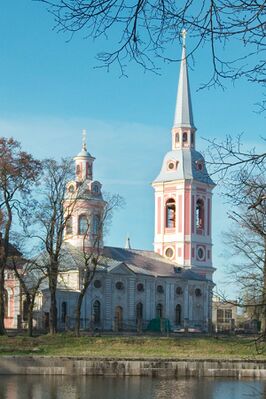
[172, 29, 196, 152]
[152, 31, 215, 280]
[74, 129, 95, 182]
[64, 130, 106, 250]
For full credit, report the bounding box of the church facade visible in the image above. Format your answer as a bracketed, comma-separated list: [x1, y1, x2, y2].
[4, 37, 215, 333]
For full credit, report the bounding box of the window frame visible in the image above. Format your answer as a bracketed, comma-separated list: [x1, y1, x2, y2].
[156, 303, 163, 319]
[78, 214, 89, 235]
[196, 198, 205, 231]
[165, 198, 176, 229]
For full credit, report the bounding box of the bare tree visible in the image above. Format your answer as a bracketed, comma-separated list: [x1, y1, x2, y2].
[32, 158, 77, 334]
[75, 193, 123, 336]
[0, 137, 41, 335]
[206, 135, 265, 178]
[222, 176, 266, 337]
[12, 257, 47, 337]
[205, 134, 266, 340]
[205, 135, 266, 207]
[39, 1, 265, 90]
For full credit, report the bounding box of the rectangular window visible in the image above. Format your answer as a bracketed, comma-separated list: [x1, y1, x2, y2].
[224, 309, 232, 323]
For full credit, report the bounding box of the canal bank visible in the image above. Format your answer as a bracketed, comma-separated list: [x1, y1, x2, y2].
[0, 357, 266, 378]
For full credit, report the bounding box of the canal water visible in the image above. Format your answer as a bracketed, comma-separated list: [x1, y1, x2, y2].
[0, 375, 265, 399]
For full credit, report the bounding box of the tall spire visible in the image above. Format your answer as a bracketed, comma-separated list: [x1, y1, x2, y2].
[82, 129, 87, 151]
[173, 29, 195, 129]
[125, 234, 132, 250]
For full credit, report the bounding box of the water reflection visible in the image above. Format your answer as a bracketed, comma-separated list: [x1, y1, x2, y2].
[0, 375, 265, 399]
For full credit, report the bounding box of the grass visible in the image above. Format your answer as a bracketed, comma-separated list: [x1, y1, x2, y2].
[0, 334, 265, 359]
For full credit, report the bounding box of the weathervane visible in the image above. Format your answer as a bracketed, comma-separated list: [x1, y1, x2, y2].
[181, 28, 187, 46]
[82, 129, 87, 151]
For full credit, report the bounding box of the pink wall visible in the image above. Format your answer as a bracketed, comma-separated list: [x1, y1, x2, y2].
[178, 195, 182, 233]
[184, 188, 191, 235]
[191, 195, 195, 234]
[184, 243, 190, 261]
[157, 197, 161, 234]
[207, 198, 211, 236]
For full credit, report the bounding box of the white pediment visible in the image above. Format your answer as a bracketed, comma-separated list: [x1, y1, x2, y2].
[108, 262, 135, 276]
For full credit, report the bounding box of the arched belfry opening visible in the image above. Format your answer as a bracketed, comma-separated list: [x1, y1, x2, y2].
[78, 214, 88, 235]
[165, 198, 176, 228]
[196, 199, 204, 231]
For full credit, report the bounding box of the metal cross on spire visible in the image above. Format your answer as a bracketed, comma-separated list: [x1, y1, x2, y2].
[82, 129, 87, 151]
[181, 28, 187, 47]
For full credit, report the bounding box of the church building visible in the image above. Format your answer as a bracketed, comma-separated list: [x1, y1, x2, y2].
[4, 35, 215, 332]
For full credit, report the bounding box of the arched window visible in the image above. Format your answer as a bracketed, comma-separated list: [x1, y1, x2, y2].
[92, 214, 100, 235]
[156, 303, 163, 319]
[92, 184, 99, 193]
[137, 283, 144, 292]
[196, 160, 204, 171]
[195, 288, 202, 297]
[65, 218, 72, 235]
[93, 300, 101, 324]
[4, 289, 8, 317]
[196, 199, 204, 229]
[76, 164, 81, 176]
[175, 133, 180, 143]
[183, 132, 188, 142]
[86, 163, 92, 178]
[61, 301, 67, 323]
[78, 215, 88, 235]
[165, 198, 176, 228]
[176, 304, 182, 324]
[136, 302, 143, 321]
[157, 285, 164, 294]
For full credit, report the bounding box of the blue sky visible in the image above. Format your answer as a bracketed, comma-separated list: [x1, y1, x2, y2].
[1, 2, 265, 297]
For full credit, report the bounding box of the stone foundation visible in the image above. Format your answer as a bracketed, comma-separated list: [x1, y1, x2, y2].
[0, 357, 266, 378]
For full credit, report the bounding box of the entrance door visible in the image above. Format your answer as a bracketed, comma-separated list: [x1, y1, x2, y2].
[115, 306, 123, 331]
[176, 304, 181, 325]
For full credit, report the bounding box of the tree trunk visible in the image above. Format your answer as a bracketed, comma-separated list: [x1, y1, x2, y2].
[27, 300, 34, 337]
[28, 309, 33, 337]
[0, 267, 6, 335]
[49, 266, 58, 334]
[262, 239, 266, 339]
[49, 287, 57, 334]
[75, 292, 85, 337]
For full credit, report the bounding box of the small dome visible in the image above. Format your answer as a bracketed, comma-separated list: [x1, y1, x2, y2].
[76, 149, 92, 158]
